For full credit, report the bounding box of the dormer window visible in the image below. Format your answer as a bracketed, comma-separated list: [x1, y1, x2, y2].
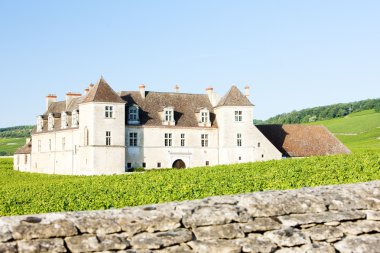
[72, 110, 79, 127]
[198, 108, 211, 127]
[162, 107, 175, 126]
[61, 112, 68, 129]
[37, 116, 43, 132]
[128, 105, 140, 125]
[48, 113, 54, 131]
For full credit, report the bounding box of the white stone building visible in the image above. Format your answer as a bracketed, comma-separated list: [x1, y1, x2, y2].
[14, 77, 290, 175]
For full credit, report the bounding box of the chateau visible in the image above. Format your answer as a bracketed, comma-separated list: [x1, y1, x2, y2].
[14, 78, 350, 175]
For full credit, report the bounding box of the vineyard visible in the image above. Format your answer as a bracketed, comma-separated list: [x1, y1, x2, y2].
[1, 151, 380, 216]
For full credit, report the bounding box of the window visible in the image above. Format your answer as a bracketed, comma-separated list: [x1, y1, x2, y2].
[38, 140, 41, 152]
[237, 133, 242, 147]
[49, 139, 52, 151]
[157, 162, 161, 168]
[239, 156, 242, 161]
[128, 106, 139, 121]
[48, 114, 54, 130]
[165, 109, 173, 122]
[164, 133, 172, 147]
[106, 131, 111, 146]
[201, 111, 208, 123]
[258, 142, 261, 148]
[235, 111, 242, 122]
[201, 134, 208, 147]
[129, 132, 138, 146]
[142, 162, 146, 168]
[105, 106, 113, 118]
[180, 133, 185, 147]
[24, 154, 28, 164]
[61, 112, 68, 129]
[127, 163, 132, 168]
[261, 154, 264, 158]
[205, 161, 209, 166]
[84, 127, 89, 146]
[72, 110, 79, 127]
[62, 137, 65, 150]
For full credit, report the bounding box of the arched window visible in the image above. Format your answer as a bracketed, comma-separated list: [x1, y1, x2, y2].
[84, 127, 89, 146]
[128, 105, 140, 124]
[48, 114, 54, 131]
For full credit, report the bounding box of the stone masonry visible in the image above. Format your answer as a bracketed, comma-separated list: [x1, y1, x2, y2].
[1, 181, 380, 253]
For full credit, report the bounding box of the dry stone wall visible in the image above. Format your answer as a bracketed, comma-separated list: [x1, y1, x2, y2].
[1, 181, 380, 253]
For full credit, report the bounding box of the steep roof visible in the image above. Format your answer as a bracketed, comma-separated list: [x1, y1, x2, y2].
[15, 141, 32, 154]
[256, 124, 351, 157]
[217, 85, 253, 107]
[82, 77, 124, 104]
[120, 91, 218, 127]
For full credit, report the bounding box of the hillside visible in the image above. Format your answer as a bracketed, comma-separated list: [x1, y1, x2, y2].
[0, 126, 33, 156]
[265, 98, 380, 124]
[308, 110, 380, 152]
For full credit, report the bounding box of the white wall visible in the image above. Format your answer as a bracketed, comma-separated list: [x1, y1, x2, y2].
[125, 126, 219, 169]
[78, 102, 125, 175]
[215, 106, 282, 164]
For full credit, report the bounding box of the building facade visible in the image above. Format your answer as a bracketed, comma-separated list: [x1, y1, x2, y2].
[14, 78, 284, 175]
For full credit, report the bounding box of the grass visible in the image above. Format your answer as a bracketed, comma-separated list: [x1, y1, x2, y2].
[1, 151, 379, 216]
[308, 110, 380, 152]
[0, 138, 26, 156]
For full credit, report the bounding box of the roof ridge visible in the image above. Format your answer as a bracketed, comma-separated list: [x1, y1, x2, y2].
[217, 85, 253, 107]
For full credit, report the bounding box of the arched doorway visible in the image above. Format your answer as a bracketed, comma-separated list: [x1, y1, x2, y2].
[172, 159, 186, 169]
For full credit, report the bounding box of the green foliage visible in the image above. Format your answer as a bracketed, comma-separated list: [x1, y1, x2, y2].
[308, 110, 380, 152]
[1, 152, 380, 216]
[0, 126, 34, 138]
[265, 98, 380, 124]
[0, 138, 27, 156]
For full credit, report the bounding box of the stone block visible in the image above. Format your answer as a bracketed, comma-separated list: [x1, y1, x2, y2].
[337, 220, 380, 235]
[233, 235, 277, 253]
[65, 234, 130, 252]
[240, 217, 281, 233]
[193, 223, 244, 240]
[304, 225, 343, 242]
[187, 240, 241, 253]
[334, 234, 380, 253]
[74, 217, 121, 235]
[264, 228, 310, 247]
[0, 242, 17, 253]
[17, 238, 66, 253]
[131, 228, 192, 249]
[12, 219, 77, 240]
[278, 211, 365, 227]
[182, 205, 249, 228]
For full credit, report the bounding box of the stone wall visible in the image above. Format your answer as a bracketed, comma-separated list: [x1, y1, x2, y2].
[1, 181, 380, 253]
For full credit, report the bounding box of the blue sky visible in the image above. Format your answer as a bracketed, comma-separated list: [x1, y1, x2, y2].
[0, 0, 379, 127]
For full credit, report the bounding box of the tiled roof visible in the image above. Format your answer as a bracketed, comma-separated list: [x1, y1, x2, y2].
[120, 91, 218, 127]
[217, 85, 253, 107]
[82, 77, 124, 104]
[256, 124, 351, 157]
[15, 141, 32, 154]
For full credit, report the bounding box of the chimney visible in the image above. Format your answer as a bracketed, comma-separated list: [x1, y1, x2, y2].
[139, 84, 146, 99]
[66, 92, 81, 110]
[46, 94, 57, 110]
[84, 88, 90, 95]
[244, 85, 250, 97]
[174, 84, 180, 93]
[206, 86, 213, 96]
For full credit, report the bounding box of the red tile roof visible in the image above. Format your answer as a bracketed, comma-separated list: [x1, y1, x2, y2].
[256, 124, 351, 157]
